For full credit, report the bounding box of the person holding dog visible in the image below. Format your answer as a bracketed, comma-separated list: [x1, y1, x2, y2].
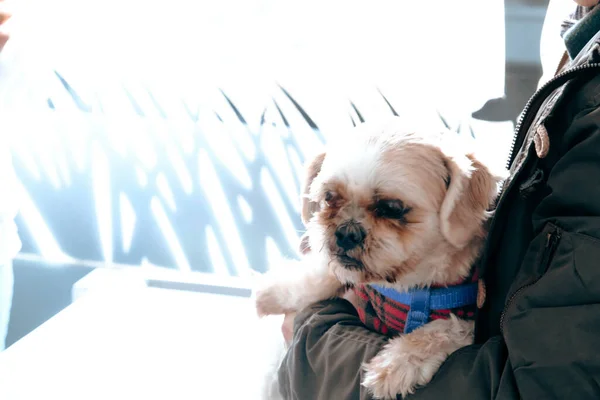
[277, 0, 600, 398]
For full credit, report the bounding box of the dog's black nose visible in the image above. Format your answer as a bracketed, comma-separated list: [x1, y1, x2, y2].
[335, 222, 366, 251]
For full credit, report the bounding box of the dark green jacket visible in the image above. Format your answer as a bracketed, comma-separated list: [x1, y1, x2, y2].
[278, 14, 600, 400]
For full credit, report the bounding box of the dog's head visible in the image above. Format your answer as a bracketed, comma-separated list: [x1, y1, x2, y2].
[301, 119, 502, 287]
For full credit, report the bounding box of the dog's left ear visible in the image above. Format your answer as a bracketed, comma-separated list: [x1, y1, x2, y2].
[439, 153, 502, 249]
[301, 152, 326, 226]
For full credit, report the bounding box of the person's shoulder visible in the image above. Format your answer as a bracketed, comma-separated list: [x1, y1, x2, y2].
[567, 71, 600, 114]
[550, 70, 600, 126]
[544, 69, 600, 155]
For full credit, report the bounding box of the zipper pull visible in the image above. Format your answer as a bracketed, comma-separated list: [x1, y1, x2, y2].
[546, 229, 561, 248]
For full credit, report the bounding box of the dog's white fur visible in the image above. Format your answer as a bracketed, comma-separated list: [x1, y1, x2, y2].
[254, 117, 503, 399]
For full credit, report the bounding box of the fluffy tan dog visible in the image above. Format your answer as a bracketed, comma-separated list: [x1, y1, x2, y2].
[255, 117, 503, 399]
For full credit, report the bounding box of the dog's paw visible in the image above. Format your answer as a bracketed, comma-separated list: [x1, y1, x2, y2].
[254, 284, 289, 317]
[362, 337, 437, 399]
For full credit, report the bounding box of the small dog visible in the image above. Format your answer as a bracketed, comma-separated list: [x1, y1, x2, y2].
[255, 118, 503, 399]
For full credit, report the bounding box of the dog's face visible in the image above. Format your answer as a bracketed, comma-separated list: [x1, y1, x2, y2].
[301, 120, 501, 287]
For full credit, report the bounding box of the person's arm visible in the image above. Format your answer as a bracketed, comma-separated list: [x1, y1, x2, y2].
[278, 299, 507, 400]
[278, 299, 390, 400]
[278, 84, 600, 399]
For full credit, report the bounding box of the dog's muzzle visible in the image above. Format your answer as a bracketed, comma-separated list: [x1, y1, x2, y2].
[335, 221, 366, 251]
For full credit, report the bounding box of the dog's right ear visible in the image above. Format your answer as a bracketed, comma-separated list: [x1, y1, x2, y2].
[301, 152, 326, 226]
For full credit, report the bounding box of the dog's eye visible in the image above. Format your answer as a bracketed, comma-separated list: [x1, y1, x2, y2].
[325, 191, 334, 203]
[323, 190, 339, 207]
[374, 199, 410, 220]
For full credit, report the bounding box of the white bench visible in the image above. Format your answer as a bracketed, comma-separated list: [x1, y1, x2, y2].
[0, 268, 282, 400]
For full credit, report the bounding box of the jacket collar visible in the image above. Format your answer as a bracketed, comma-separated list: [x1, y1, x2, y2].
[564, 5, 600, 58]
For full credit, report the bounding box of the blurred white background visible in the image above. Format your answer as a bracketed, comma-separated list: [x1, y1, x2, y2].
[1, 0, 507, 128]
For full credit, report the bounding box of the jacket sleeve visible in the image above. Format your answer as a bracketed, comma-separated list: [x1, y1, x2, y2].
[277, 298, 509, 400]
[277, 299, 388, 400]
[278, 103, 600, 399]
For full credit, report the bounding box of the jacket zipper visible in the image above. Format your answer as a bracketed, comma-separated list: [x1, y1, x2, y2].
[499, 227, 561, 334]
[477, 63, 600, 277]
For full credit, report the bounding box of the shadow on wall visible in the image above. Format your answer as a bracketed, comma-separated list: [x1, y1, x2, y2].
[11, 82, 482, 280]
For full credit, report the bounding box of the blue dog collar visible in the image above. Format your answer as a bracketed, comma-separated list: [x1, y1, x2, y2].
[369, 283, 478, 334]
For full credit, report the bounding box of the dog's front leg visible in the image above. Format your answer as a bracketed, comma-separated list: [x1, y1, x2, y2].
[254, 256, 342, 317]
[362, 316, 474, 399]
